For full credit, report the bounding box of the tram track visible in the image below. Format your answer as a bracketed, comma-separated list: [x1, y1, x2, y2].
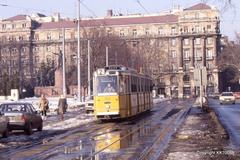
[82, 99, 193, 160]
[0, 99, 193, 160]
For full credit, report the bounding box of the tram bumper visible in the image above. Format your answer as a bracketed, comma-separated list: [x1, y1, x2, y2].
[96, 112, 120, 119]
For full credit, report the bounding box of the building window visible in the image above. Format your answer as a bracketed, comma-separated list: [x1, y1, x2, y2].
[183, 74, 190, 83]
[47, 33, 51, 40]
[145, 28, 150, 35]
[207, 25, 211, 32]
[171, 76, 178, 84]
[46, 46, 51, 52]
[171, 27, 177, 35]
[183, 26, 188, 33]
[183, 63, 190, 71]
[107, 29, 112, 36]
[195, 26, 201, 33]
[207, 37, 213, 44]
[59, 33, 63, 39]
[172, 65, 178, 72]
[195, 48, 201, 60]
[35, 56, 40, 63]
[195, 38, 201, 45]
[183, 49, 190, 60]
[12, 24, 16, 29]
[22, 23, 26, 28]
[46, 55, 51, 63]
[195, 13, 200, 19]
[158, 27, 163, 35]
[132, 41, 138, 47]
[21, 47, 26, 53]
[2, 24, 6, 30]
[34, 34, 39, 40]
[206, 48, 213, 59]
[171, 38, 176, 46]
[132, 29, 137, 36]
[184, 38, 189, 45]
[119, 29, 125, 37]
[171, 50, 176, 58]
[208, 74, 214, 83]
[195, 62, 202, 68]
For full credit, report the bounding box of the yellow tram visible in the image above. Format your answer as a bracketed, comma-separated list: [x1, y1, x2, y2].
[93, 65, 153, 119]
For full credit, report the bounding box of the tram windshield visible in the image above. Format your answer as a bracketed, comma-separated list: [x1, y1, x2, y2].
[97, 76, 118, 94]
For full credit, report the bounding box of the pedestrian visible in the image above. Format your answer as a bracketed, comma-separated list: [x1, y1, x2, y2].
[39, 94, 49, 120]
[58, 95, 68, 120]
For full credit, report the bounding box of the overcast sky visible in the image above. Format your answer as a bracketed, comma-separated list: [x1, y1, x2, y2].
[0, 0, 239, 40]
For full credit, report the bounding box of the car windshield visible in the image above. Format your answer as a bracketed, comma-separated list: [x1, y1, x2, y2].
[0, 104, 27, 112]
[221, 93, 233, 96]
[97, 76, 118, 94]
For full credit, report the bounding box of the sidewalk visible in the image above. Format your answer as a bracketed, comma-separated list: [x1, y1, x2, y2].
[158, 106, 240, 160]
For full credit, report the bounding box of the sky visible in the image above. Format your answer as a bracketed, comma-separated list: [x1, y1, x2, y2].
[0, 0, 239, 40]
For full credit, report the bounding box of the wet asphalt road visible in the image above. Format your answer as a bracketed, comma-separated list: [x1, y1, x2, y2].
[209, 98, 240, 149]
[0, 99, 193, 160]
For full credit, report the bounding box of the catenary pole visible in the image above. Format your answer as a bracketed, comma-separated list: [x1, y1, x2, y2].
[106, 46, 109, 67]
[87, 40, 91, 99]
[62, 28, 66, 97]
[77, 0, 81, 102]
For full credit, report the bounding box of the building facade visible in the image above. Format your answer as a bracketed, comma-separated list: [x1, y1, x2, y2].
[0, 3, 221, 97]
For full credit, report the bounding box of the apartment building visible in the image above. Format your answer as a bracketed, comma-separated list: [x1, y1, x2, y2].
[0, 3, 221, 97]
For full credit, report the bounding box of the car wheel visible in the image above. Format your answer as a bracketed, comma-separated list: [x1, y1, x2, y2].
[25, 123, 33, 135]
[37, 122, 43, 131]
[2, 126, 9, 138]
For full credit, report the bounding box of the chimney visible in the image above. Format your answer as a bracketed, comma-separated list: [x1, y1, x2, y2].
[107, 9, 113, 17]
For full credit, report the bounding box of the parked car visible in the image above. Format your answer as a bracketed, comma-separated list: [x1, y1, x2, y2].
[219, 92, 236, 105]
[85, 100, 94, 114]
[0, 114, 9, 138]
[0, 102, 43, 135]
[233, 92, 240, 99]
[208, 92, 220, 99]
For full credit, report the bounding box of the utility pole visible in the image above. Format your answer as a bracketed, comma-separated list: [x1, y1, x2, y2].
[87, 40, 91, 99]
[77, 0, 81, 102]
[199, 68, 203, 108]
[106, 46, 109, 67]
[62, 28, 66, 97]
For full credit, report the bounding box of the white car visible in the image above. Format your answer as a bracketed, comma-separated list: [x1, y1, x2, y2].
[85, 100, 94, 114]
[219, 92, 236, 105]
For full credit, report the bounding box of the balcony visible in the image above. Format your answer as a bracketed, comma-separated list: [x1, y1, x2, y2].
[194, 57, 202, 61]
[206, 56, 214, 60]
[183, 57, 191, 61]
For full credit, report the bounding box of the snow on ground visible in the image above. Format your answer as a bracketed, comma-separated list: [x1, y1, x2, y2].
[0, 98, 95, 144]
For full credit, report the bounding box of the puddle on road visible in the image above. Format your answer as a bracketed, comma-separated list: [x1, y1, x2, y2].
[48, 123, 154, 160]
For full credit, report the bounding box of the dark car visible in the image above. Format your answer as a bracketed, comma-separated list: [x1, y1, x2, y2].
[0, 102, 43, 135]
[0, 114, 9, 138]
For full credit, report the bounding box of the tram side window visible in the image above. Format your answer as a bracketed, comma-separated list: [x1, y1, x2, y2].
[126, 75, 130, 93]
[142, 78, 145, 92]
[119, 75, 126, 94]
[137, 77, 140, 92]
[131, 76, 137, 92]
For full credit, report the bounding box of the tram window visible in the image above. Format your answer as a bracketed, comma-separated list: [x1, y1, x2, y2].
[126, 75, 130, 93]
[131, 76, 137, 92]
[119, 76, 125, 93]
[97, 76, 118, 93]
[142, 78, 145, 92]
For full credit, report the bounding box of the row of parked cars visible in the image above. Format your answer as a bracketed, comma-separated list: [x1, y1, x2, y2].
[0, 102, 43, 138]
